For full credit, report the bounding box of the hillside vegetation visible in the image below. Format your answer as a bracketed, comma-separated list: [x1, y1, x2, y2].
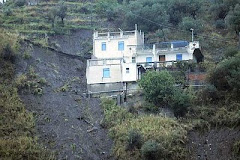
[0, 0, 240, 160]
[0, 29, 54, 159]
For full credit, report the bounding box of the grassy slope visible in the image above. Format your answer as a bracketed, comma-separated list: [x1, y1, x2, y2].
[0, 30, 54, 160]
[0, 1, 97, 44]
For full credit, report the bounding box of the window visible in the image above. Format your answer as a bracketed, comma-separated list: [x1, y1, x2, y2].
[118, 41, 124, 51]
[126, 68, 130, 74]
[176, 54, 182, 61]
[103, 68, 110, 78]
[102, 42, 106, 51]
[146, 57, 152, 62]
[132, 57, 136, 63]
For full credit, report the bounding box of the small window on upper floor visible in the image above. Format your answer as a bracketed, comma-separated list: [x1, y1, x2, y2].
[118, 41, 124, 51]
[102, 42, 106, 51]
[132, 57, 136, 63]
[176, 54, 182, 61]
[126, 68, 130, 74]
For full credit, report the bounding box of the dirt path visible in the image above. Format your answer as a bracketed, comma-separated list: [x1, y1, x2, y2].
[16, 43, 113, 160]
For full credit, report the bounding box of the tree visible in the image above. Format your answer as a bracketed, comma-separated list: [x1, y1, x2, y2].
[46, 7, 58, 28]
[57, 1, 67, 26]
[208, 52, 240, 97]
[95, 0, 119, 21]
[139, 70, 191, 117]
[179, 16, 203, 32]
[225, 4, 240, 35]
[138, 71, 175, 106]
[168, 0, 202, 25]
[125, 0, 169, 32]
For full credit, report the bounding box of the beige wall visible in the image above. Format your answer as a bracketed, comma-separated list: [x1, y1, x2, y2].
[86, 60, 138, 84]
[93, 31, 144, 59]
[122, 63, 137, 82]
[87, 64, 123, 84]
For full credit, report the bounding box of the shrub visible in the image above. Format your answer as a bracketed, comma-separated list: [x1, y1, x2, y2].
[233, 140, 240, 158]
[15, 0, 26, 7]
[142, 102, 159, 113]
[110, 115, 189, 160]
[2, 43, 16, 63]
[208, 52, 240, 98]
[3, 7, 12, 16]
[179, 16, 203, 32]
[170, 90, 191, 117]
[197, 84, 219, 104]
[215, 19, 226, 29]
[100, 98, 134, 128]
[141, 140, 160, 160]
[224, 47, 239, 58]
[170, 71, 186, 85]
[138, 71, 175, 106]
[126, 129, 143, 150]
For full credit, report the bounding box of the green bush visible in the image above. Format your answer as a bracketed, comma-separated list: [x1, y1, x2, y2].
[2, 43, 16, 63]
[224, 47, 239, 58]
[215, 19, 226, 29]
[100, 98, 134, 128]
[233, 140, 240, 158]
[170, 90, 191, 117]
[110, 114, 189, 160]
[141, 140, 161, 160]
[15, 0, 26, 7]
[139, 70, 191, 117]
[197, 84, 219, 104]
[208, 52, 240, 97]
[138, 71, 175, 106]
[3, 7, 12, 16]
[179, 16, 203, 32]
[126, 129, 143, 150]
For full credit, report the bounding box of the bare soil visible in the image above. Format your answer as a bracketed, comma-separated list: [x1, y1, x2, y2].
[187, 128, 240, 160]
[15, 30, 114, 160]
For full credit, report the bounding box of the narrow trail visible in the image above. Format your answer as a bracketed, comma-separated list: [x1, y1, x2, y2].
[16, 40, 114, 159]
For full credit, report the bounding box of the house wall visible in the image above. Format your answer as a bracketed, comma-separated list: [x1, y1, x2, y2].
[122, 63, 137, 82]
[87, 64, 123, 84]
[93, 31, 144, 60]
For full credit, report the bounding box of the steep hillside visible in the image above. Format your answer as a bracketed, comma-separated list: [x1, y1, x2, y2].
[14, 34, 114, 159]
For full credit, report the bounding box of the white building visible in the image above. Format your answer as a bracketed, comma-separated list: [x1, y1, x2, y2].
[86, 25, 203, 94]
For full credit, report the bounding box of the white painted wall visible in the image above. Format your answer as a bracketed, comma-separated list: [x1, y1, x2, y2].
[93, 30, 144, 60]
[122, 63, 137, 82]
[87, 64, 123, 84]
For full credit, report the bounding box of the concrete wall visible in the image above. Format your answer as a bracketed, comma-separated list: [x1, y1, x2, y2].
[122, 63, 137, 82]
[87, 82, 124, 94]
[87, 63, 123, 84]
[93, 30, 144, 60]
[86, 59, 138, 84]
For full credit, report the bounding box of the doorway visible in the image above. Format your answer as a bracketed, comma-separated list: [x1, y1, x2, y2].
[159, 55, 166, 61]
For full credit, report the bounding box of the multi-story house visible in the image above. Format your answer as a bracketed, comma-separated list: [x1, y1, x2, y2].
[86, 25, 203, 95]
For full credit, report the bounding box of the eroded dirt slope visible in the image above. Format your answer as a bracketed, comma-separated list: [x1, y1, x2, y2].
[187, 128, 240, 160]
[15, 30, 113, 160]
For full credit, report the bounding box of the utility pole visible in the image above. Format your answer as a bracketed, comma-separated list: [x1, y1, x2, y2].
[190, 28, 194, 42]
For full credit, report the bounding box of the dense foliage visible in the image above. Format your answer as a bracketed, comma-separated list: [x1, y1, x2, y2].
[139, 71, 191, 117]
[0, 30, 54, 160]
[101, 98, 189, 160]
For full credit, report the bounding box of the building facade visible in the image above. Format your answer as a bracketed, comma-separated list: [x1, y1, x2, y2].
[86, 25, 203, 95]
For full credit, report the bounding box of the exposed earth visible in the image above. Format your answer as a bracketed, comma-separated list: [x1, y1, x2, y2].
[15, 30, 113, 160]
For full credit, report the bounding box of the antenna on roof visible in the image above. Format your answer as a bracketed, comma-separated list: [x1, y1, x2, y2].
[190, 28, 194, 42]
[135, 24, 138, 31]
